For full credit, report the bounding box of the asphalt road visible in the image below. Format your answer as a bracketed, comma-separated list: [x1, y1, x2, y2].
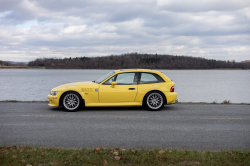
[0, 102, 249, 150]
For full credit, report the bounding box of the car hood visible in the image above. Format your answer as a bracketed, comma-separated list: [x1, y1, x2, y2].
[59, 81, 95, 86]
[53, 81, 98, 91]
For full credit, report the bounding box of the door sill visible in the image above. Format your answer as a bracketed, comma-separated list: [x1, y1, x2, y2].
[85, 102, 142, 107]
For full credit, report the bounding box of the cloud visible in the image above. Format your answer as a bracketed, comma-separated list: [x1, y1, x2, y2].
[157, 0, 250, 12]
[0, 0, 249, 62]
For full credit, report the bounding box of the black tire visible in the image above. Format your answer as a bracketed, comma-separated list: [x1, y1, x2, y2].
[144, 91, 164, 111]
[61, 92, 82, 112]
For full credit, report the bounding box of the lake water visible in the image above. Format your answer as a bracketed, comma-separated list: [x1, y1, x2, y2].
[0, 69, 249, 103]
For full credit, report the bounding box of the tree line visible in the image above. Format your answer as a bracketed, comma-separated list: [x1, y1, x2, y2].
[0, 60, 27, 66]
[27, 53, 250, 69]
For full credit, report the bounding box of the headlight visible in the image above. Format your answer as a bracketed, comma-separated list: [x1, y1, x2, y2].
[51, 91, 58, 96]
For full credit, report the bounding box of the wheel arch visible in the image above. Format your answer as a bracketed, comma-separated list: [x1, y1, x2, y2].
[59, 90, 85, 107]
[142, 90, 167, 106]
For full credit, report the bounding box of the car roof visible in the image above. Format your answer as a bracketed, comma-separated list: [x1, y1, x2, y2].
[114, 69, 160, 74]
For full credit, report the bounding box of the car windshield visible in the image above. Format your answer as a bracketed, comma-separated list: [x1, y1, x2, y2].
[95, 71, 115, 84]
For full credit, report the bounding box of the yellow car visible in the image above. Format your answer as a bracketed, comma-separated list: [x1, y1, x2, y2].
[48, 69, 177, 111]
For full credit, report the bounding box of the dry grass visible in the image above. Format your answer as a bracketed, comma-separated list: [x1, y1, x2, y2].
[222, 100, 231, 104]
[1, 146, 250, 166]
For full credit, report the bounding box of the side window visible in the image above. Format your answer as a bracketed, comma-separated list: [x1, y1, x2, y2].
[103, 75, 116, 85]
[116, 73, 136, 85]
[139, 73, 165, 84]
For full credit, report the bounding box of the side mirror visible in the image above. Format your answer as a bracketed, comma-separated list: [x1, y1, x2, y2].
[111, 81, 117, 88]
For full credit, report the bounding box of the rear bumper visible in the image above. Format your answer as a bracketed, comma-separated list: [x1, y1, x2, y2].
[163, 92, 177, 104]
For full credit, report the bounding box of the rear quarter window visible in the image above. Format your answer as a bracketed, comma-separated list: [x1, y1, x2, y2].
[139, 73, 165, 84]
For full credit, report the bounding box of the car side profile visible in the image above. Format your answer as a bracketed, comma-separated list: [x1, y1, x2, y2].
[48, 69, 177, 111]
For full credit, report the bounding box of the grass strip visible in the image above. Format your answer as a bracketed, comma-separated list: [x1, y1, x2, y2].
[1, 146, 250, 166]
[1, 100, 250, 105]
[0, 100, 49, 103]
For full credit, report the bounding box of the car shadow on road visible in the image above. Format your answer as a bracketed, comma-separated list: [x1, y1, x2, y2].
[48, 104, 178, 112]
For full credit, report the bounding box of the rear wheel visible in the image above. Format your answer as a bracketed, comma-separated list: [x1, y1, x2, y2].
[144, 91, 164, 111]
[62, 92, 82, 112]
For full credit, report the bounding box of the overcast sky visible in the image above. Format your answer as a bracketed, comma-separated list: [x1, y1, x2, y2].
[0, 0, 249, 62]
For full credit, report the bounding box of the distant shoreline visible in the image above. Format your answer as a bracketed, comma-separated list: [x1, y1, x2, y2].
[0, 66, 249, 70]
[0, 66, 45, 69]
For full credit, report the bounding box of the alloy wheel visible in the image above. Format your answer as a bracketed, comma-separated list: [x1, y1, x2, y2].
[63, 93, 80, 111]
[146, 92, 163, 110]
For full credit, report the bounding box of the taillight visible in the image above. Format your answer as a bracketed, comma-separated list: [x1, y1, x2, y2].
[170, 86, 174, 92]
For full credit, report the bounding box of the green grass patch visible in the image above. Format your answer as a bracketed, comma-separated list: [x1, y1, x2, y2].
[1, 146, 250, 166]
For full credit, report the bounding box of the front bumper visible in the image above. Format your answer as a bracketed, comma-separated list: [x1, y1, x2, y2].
[48, 94, 60, 106]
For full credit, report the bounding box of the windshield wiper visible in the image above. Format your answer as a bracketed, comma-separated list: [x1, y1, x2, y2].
[92, 80, 95, 83]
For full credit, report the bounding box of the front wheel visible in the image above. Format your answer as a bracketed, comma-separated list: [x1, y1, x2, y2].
[62, 92, 82, 112]
[144, 91, 164, 111]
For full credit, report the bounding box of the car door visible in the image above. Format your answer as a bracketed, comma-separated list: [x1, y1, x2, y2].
[99, 72, 138, 102]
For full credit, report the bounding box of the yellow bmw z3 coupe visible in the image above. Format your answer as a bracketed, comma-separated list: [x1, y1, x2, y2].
[48, 69, 177, 111]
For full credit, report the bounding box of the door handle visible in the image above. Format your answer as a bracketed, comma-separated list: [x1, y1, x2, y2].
[129, 88, 135, 90]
